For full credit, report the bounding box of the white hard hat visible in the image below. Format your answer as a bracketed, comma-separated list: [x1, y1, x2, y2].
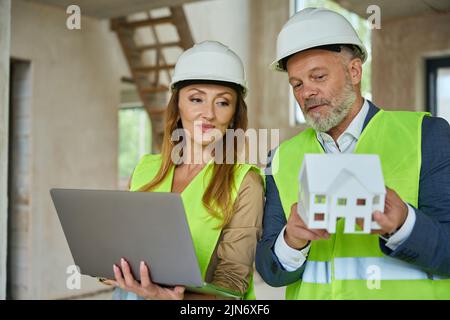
[271, 7, 368, 72]
[171, 40, 248, 97]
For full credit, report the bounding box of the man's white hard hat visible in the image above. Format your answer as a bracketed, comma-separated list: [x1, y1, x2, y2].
[170, 40, 248, 97]
[271, 7, 368, 72]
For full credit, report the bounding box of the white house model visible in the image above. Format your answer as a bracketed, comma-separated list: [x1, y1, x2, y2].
[298, 154, 386, 234]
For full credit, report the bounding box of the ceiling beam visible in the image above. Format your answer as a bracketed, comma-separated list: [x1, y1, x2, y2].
[26, 0, 206, 19]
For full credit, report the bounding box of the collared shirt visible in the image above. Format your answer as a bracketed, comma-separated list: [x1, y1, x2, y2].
[316, 99, 369, 153]
[275, 99, 416, 272]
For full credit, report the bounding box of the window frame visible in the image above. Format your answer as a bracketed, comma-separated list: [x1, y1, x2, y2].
[426, 56, 450, 117]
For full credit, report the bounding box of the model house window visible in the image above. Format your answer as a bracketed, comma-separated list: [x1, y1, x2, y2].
[356, 218, 364, 231]
[314, 213, 325, 221]
[373, 195, 380, 204]
[337, 198, 347, 206]
[357, 198, 366, 206]
[314, 195, 326, 204]
[291, 0, 372, 126]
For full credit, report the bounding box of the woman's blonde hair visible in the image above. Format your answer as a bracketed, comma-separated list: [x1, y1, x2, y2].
[138, 83, 248, 228]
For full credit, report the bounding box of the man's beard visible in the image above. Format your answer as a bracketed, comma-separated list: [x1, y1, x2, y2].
[302, 77, 357, 133]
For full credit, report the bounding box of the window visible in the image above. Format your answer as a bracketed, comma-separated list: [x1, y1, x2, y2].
[357, 198, 366, 206]
[314, 213, 325, 221]
[314, 194, 326, 204]
[118, 81, 153, 189]
[373, 195, 380, 205]
[291, 0, 372, 126]
[292, 99, 306, 125]
[337, 198, 347, 206]
[426, 56, 450, 124]
[118, 107, 152, 188]
[355, 218, 365, 231]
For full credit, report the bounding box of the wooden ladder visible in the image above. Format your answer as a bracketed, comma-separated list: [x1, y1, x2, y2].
[111, 6, 194, 152]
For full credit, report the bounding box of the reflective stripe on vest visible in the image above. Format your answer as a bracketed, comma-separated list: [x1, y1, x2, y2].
[273, 110, 450, 299]
[130, 154, 261, 300]
[303, 261, 332, 284]
[303, 257, 449, 284]
[334, 257, 449, 281]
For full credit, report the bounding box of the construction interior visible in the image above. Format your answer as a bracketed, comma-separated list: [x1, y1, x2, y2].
[0, 0, 449, 299]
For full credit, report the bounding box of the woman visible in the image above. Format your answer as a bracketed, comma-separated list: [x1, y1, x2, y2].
[104, 41, 264, 300]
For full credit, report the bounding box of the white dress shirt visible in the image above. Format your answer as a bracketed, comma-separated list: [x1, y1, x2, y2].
[275, 100, 417, 271]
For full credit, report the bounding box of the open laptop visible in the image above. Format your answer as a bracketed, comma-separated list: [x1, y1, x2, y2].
[50, 188, 243, 299]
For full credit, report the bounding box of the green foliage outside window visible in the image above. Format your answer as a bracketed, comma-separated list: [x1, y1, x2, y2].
[118, 107, 152, 180]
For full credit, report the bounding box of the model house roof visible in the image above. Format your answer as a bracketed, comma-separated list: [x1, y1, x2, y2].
[299, 154, 386, 194]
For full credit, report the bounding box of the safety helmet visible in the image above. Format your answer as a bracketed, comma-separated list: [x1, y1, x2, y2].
[271, 7, 368, 72]
[170, 40, 248, 97]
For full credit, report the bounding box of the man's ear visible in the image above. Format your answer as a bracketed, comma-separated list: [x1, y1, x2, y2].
[348, 58, 363, 86]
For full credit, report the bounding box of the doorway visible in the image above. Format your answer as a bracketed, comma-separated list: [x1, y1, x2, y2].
[7, 59, 32, 299]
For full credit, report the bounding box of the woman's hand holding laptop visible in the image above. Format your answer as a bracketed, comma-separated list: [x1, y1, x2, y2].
[102, 258, 185, 300]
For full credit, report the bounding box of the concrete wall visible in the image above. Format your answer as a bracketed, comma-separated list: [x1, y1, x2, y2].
[371, 12, 450, 111]
[185, 0, 250, 68]
[0, 0, 11, 301]
[10, 0, 129, 299]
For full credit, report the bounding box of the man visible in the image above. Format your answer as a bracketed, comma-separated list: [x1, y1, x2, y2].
[255, 7, 450, 299]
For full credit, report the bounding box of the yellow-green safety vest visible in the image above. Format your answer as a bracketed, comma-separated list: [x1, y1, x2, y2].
[271, 110, 450, 299]
[130, 154, 261, 300]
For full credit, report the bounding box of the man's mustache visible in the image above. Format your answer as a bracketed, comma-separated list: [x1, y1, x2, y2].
[304, 98, 331, 110]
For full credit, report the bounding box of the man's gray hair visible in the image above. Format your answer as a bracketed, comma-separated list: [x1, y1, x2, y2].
[340, 45, 365, 62]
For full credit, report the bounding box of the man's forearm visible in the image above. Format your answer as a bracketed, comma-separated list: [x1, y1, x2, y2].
[256, 235, 306, 287]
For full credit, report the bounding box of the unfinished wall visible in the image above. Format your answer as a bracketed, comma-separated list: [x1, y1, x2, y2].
[10, 0, 129, 299]
[371, 12, 450, 111]
[185, 0, 250, 67]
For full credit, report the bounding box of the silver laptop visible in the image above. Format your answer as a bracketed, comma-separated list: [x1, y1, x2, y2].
[50, 188, 243, 299]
